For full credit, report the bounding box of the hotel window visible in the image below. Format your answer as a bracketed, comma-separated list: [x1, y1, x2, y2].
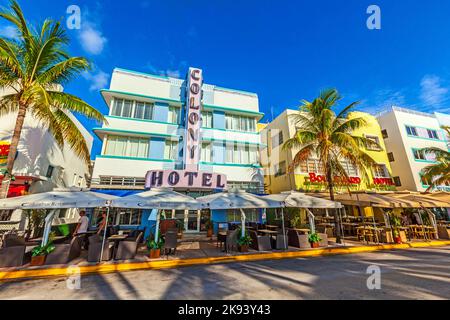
[202, 111, 213, 128]
[274, 161, 287, 177]
[225, 143, 257, 165]
[105, 135, 149, 158]
[427, 129, 438, 139]
[168, 106, 180, 124]
[200, 142, 212, 162]
[111, 99, 133, 118]
[372, 164, 389, 178]
[388, 152, 395, 162]
[117, 209, 142, 226]
[365, 135, 382, 151]
[271, 131, 284, 148]
[46, 165, 54, 178]
[134, 101, 153, 120]
[393, 176, 402, 187]
[413, 149, 426, 161]
[381, 129, 388, 139]
[227, 209, 258, 222]
[342, 161, 358, 176]
[225, 114, 256, 132]
[406, 126, 418, 136]
[164, 140, 178, 160]
[299, 159, 324, 174]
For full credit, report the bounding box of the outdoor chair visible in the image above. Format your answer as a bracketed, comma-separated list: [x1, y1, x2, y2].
[249, 230, 272, 251]
[114, 232, 143, 260]
[87, 234, 114, 262]
[0, 234, 26, 268]
[44, 236, 83, 265]
[287, 229, 310, 249]
[318, 233, 328, 247]
[163, 231, 178, 257]
[438, 225, 450, 239]
[225, 229, 239, 253]
[275, 234, 288, 250]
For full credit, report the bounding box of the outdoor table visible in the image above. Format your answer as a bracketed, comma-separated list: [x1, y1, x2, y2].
[257, 229, 279, 235]
[292, 228, 310, 234]
[265, 225, 279, 230]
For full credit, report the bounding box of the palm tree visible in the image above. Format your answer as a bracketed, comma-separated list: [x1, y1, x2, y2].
[0, 1, 105, 197]
[282, 89, 380, 243]
[421, 127, 450, 191]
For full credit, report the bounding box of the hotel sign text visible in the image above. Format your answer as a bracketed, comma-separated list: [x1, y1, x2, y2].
[184, 67, 203, 170]
[145, 170, 227, 189]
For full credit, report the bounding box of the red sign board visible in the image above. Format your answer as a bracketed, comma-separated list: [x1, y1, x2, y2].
[308, 173, 394, 186]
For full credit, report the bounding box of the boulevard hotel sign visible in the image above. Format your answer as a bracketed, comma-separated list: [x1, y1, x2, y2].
[145, 68, 227, 190]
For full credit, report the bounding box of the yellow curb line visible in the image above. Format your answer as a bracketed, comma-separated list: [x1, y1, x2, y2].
[1, 240, 449, 281]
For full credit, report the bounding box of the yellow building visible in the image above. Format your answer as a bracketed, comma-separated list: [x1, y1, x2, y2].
[260, 109, 396, 196]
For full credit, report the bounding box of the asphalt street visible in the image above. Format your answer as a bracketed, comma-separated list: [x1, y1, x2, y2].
[1, 246, 449, 300]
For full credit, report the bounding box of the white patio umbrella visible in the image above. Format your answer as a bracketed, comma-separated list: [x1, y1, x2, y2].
[110, 188, 204, 244]
[263, 191, 343, 249]
[196, 190, 283, 237]
[0, 188, 117, 246]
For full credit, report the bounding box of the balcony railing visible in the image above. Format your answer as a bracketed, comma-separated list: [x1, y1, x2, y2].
[91, 176, 146, 188]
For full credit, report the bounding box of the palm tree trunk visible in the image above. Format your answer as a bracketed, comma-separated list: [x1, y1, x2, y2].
[326, 167, 342, 244]
[0, 102, 27, 199]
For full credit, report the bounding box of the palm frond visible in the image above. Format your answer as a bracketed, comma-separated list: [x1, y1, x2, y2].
[48, 91, 105, 123]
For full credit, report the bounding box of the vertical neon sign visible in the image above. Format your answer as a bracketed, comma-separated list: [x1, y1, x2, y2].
[184, 67, 203, 170]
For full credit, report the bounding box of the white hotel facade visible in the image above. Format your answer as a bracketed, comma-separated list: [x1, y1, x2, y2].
[377, 106, 450, 192]
[90, 67, 265, 234]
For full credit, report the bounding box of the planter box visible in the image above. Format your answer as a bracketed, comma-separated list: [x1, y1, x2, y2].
[238, 245, 249, 253]
[30, 255, 46, 266]
[399, 231, 407, 243]
[149, 249, 161, 259]
[310, 242, 320, 249]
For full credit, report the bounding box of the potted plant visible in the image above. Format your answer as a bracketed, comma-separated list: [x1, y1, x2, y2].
[237, 233, 252, 252]
[30, 242, 55, 266]
[147, 237, 164, 259]
[308, 233, 322, 248]
[390, 215, 403, 244]
[205, 220, 213, 238]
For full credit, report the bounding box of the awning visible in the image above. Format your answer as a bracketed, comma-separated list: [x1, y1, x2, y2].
[312, 192, 424, 208]
[389, 193, 450, 208]
[421, 192, 450, 207]
[196, 190, 283, 210]
[263, 191, 342, 209]
[0, 188, 118, 209]
[111, 188, 203, 210]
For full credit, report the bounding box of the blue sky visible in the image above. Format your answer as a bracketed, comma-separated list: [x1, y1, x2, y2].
[2, 0, 450, 158]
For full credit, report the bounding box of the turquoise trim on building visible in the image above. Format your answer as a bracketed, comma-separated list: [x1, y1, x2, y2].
[199, 161, 262, 168]
[93, 128, 180, 139]
[203, 103, 264, 117]
[100, 89, 182, 105]
[404, 124, 445, 142]
[201, 137, 266, 147]
[201, 126, 260, 135]
[96, 155, 176, 163]
[105, 115, 179, 127]
[411, 148, 438, 164]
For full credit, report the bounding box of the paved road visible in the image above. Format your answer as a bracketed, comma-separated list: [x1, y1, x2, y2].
[1, 246, 449, 300]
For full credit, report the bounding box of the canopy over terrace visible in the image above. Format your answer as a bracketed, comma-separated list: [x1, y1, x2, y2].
[421, 192, 450, 206]
[0, 188, 118, 245]
[388, 193, 450, 208]
[110, 188, 203, 244]
[196, 190, 283, 237]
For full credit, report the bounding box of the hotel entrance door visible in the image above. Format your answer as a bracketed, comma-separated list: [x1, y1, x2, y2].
[186, 210, 200, 233]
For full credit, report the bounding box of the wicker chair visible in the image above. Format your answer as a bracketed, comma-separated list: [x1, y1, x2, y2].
[87, 234, 114, 262]
[0, 234, 26, 268]
[45, 236, 83, 265]
[287, 229, 310, 248]
[249, 230, 272, 251]
[114, 232, 144, 260]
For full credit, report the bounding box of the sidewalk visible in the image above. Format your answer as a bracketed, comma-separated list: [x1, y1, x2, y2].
[1, 239, 449, 282]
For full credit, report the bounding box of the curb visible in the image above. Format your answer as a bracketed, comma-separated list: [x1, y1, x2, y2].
[1, 240, 449, 281]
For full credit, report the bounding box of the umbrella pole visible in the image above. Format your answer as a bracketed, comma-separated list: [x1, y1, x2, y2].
[239, 208, 246, 238]
[42, 209, 56, 246]
[281, 208, 287, 250]
[99, 207, 110, 263]
[372, 214, 379, 244]
[155, 209, 161, 243]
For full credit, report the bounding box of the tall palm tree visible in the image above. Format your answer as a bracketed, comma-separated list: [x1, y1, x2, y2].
[0, 1, 105, 197]
[282, 89, 380, 243]
[422, 127, 450, 191]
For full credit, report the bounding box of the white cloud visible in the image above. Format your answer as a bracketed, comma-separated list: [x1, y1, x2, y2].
[79, 22, 107, 55]
[0, 25, 19, 39]
[146, 62, 182, 78]
[358, 88, 407, 114]
[82, 69, 109, 91]
[420, 75, 449, 108]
